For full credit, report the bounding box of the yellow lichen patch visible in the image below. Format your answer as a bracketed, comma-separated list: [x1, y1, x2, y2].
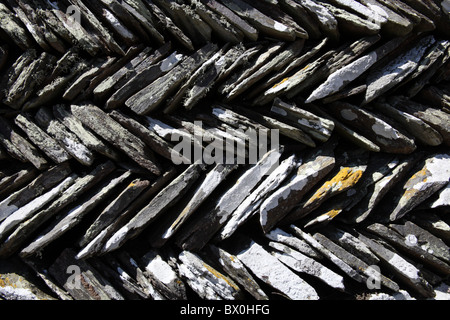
[0, 276, 17, 288]
[272, 77, 290, 89]
[203, 263, 240, 291]
[326, 209, 342, 219]
[305, 167, 364, 206]
[301, 64, 311, 72]
[405, 168, 429, 188]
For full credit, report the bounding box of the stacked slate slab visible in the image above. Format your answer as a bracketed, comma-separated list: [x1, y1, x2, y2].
[0, 0, 449, 301]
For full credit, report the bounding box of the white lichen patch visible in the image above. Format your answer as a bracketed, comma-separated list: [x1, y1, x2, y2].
[160, 52, 184, 72]
[104, 226, 129, 252]
[371, 121, 400, 140]
[341, 109, 358, 121]
[145, 255, 178, 286]
[365, 36, 435, 102]
[307, 52, 378, 102]
[0, 176, 74, 238]
[236, 240, 319, 300]
[273, 21, 288, 32]
[387, 252, 421, 280]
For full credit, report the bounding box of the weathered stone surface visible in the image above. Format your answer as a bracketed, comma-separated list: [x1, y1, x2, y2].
[298, 0, 339, 41]
[176, 150, 281, 250]
[165, 46, 231, 113]
[373, 102, 443, 147]
[293, 36, 382, 100]
[326, 0, 387, 26]
[68, 0, 124, 55]
[220, 0, 297, 41]
[177, 250, 243, 300]
[228, 40, 305, 101]
[254, 49, 334, 106]
[3, 52, 54, 110]
[76, 168, 177, 260]
[79, 178, 150, 248]
[269, 241, 346, 292]
[233, 236, 319, 300]
[48, 248, 124, 300]
[364, 35, 435, 104]
[278, 0, 322, 39]
[389, 154, 450, 221]
[23, 59, 88, 111]
[35, 107, 94, 166]
[309, 104, 381, 152]
[202, 0, 258, 41]
[50, 2, 102, 56]
[306, 37, 404, 103]
[94, 47, 154, 101]
[220, 155, 297, 240]
[343, 153, 421, 224]
[109, 110, 182, 163]
[313, 232, 400, 292]
[358, 0, 413, 36]
[141, 249, 187, 300]
[71, 104, 161, 174]
[266, 228, 323, 260]
[150, 164, 237, 248]
[0, 161, 115, 258]
[14, 114, 71, 164]
[366, 223, 450, 276]
[376, 0, 436, 33]
[288, 156, 368, 222]
[126, 43, 217, 114]
[92, 255, 150, 300]
[0, 258, 57, 300]
[243, 0, 308, 38]
[393, 220, 450, 265]
[261, 143, 336, 231]
[388, 96, 450, 146]
[272, 99, 334, 143]
[53, 105, 120, 161]
[204, 245, 269, 300]
[250, 38, 328, 100]
[20, 171, 131, 258]
[0, 117, 48, 170]
[328, 102, 416, 154]
[63, 58, 115, 102]
[144, 0, 193, 50]
[289, 225, 366, 284]
[357, 232, 435, 298]
[103, 165, 204, 253]
[181, 46, 245, 110]
[221, 42, 283, 97]
[194, 1, 244, 44]
[0, 168, 38, 200]
[107, 48, 180, 109]
[0, 175, 75, 244]
[236, 106, 316, 147]
[1, 0, 450, 302]
[322, 227, 380, 266]
[320, 2, 381, 36]
[411, 212, 450, 244]
[402, 40, 450, 97]
[0, 163, 71, 223]
[0, 3, 33, 50]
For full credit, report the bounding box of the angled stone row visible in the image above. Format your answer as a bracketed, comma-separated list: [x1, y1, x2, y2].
[0, 0, 449, 300]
